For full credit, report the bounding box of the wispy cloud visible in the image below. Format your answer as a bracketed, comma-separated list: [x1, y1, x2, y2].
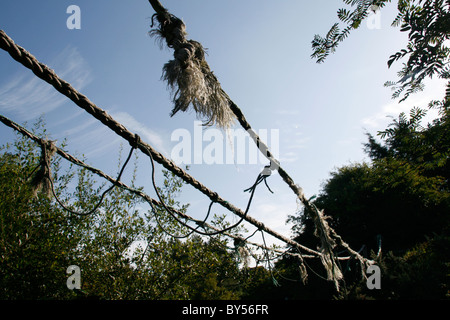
[362, 80, 447, 129]
[279, 130, 310, 163]
[54, 47, 92, 91]
[0, 45, 92, 120]
[0, 46, 127, 160]
[362, 97, 441, 129]
[274, 108, 301, 116]
[362, 100, 415, 128]
[57, 110, 168, 160]
[61, 120, 122, 159]
[279, 151, 301, 164]
[111, 111, 168, 156]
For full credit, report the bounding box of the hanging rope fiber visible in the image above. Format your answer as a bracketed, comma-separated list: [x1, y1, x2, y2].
[49, 138, 137, 216]
[148, 0, 235, 129]
[29, 138, 57, 199]
[146, 144, 276, 237]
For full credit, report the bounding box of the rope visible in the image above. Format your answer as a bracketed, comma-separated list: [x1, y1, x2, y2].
[0, 113, 319, 260]
[146, 1, 372, 288]
[29, 138, 56, 198]
[49, 142, 135, 216]
[243, 165, 274, 194]
[146, 144, 268, 237]
[148, 1, 235, 128]
[260, 230, 280, 287]
[1, 113, 334, 285]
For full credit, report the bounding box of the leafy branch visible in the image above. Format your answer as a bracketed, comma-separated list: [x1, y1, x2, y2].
[311, 0, 450, 101]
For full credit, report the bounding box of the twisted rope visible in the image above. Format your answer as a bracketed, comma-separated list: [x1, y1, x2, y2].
[146, 1, 373, 288]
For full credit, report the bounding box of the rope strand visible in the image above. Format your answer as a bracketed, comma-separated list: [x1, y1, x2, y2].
[48, 139, 136, 216]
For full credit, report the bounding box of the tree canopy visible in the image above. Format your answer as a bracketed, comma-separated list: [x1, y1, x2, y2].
[271, 0, 450, 299]
[0, 120, 263, 299]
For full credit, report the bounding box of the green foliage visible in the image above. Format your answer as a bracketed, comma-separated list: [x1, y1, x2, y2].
[385, 0, 450, 101]
[0, 120, 83, 299]
[366, 100, 450, 184]
[312, 0, 450, 101]
[311, 0, 391, 63]
[0, 119, 257, 300]
[342, 234, 450, 299]
[302, 2, 450, 298]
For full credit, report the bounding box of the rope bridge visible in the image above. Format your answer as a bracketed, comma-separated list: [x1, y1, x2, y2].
[0, 1, 373, 290]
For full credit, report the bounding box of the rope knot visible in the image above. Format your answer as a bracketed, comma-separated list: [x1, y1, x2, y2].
[151, 12, 187, 49]
[131, 133, 141, 149]
[260, 165, 272, 177]
[244, 164, 274, 194]
[149, 8, 235, 129]
[211, 192, 220, 203]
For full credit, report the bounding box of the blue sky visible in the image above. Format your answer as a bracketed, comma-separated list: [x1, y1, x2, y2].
[0, 1, 447, 247]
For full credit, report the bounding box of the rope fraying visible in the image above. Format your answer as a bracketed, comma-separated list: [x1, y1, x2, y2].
[149, 11, 235, 129]
[30, 139, 57, 198]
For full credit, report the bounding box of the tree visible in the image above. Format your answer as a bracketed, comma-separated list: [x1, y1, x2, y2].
[311, 0, 450, 101]
[282, 105, 450, 298]
[0, 119, 247, 299]
[0, 120, 84, 299]
[285, 1, 450, 299]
